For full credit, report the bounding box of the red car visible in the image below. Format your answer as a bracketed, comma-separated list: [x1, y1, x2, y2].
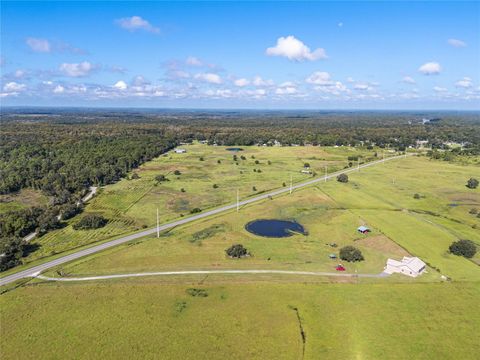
[335, 265, 346, 271]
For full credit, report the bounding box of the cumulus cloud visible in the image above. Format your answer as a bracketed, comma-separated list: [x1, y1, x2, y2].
[305, 71, 333, 85]
[3, 82, 26, 92]
[186, 56, 203, 66]
[116, 16, 160, 33]
[448, 38, 467, 48]
[252, 76, 274, 87]
[433, 86, 447, 92]
[418, 62, 441, 75]
[194, 72, 222, 84]
[402, 76, 416, 84]
[113, 80, 128, 90]
[266, 36, 327, 61]
[354, 83, 370, 91]
[234, 78, 250, 87]
[59, 62, 95, 77]
[455, 77, 472, 88]
[53, 85, 65, 94]
[26, 37, 51, 53]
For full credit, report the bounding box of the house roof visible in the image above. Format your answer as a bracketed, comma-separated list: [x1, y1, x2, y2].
[357, 226, 370, 232]
[387, 257, 426, 273]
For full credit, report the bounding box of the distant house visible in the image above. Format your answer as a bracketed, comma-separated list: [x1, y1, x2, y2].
[384, 257, 426, 277]
[357, 226, 370, 234]
[174, 148, 187, 154]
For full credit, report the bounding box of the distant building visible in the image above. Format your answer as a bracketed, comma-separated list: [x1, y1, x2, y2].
[384, 257, 426, 277]
[357, 226, 370, 234]
[174, 148, 187, 154]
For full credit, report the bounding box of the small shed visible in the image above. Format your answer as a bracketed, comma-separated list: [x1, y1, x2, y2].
[384, 257, 426, 277]
[174, 148, 187, 154]
[357, 226, 370, 234]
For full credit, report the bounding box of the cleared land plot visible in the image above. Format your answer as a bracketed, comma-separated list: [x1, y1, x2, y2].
[1, 281, 479, 360]
[48, 156, 479, 282]
[0, 188, 49, 213]
[23, 144, 378, 261]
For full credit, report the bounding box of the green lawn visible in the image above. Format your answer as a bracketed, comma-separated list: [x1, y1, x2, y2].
[1, 280, 479, 359]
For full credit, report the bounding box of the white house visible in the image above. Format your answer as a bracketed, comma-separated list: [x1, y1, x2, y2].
[384, 256, 426, 277]
[174, 148, 187, 154]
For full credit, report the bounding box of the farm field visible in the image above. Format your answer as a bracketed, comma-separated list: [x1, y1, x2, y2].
[21, 144, 381, 262]
[1, 280, 479, 359]
[46, 154, 480, 282]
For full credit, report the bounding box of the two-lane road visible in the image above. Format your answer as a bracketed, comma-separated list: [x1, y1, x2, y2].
[0, 154, 409, 286]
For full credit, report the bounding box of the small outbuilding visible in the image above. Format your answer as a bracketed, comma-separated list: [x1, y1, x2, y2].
[174, 148, 187, 154]
[384, 256, 426, 277]
[357, 226, 370, 234]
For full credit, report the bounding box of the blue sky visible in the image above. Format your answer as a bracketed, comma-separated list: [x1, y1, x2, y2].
[1, 1, 479, 109]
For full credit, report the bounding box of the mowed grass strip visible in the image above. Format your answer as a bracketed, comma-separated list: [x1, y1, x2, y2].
[1, 281, 479, 360]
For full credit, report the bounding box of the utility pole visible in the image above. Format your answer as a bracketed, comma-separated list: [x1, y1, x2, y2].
[156, 208, 160, 238]
[236, 189, 239, 212]
[290, 174, 293, 194]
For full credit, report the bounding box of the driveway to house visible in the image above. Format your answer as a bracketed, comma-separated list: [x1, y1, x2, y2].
[0, 154, 409, 286]
[35, 270, 390, 282]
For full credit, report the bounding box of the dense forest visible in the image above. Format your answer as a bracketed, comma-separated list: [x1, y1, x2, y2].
[1, 108, 479, 270]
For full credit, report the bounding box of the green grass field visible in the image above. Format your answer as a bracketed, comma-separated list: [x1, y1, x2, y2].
[0, 188, 49, 213]
[23, 144, 379, 262]
[1, 280, 479, 359]
[1, 145, 479, 359]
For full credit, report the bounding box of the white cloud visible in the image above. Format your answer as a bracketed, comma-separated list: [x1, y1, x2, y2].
[354, 84, 370, 91]
[338, 22, 343, 27]
[26, 37, 51, 53]
[346, 77, 354, 83]
[455, 77, 472, 88]
[305, 71, 333, 85]
[186, 56, 203, 66]
[113, 80, 128, 90]
[53, 85, 65, 94]
[402, 76, 416, 84]
[116, 16, 160, 33]
[252, 76, 274, 87]
[266, 35, 327, 61]
[448, 38, 467, 48]
[275, 86, 297, 95]
[3, 82, 26, 92]
[59, 61, 94, 77]
[433, 86, 447, 92]
[234, 78, 250, 87]
[194, 73, 222, 84]
[418, 62, 441, 75]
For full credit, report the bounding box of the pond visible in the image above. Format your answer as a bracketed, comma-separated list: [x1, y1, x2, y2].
[226, 147, 244, 152]
[245, 219, 307, 238]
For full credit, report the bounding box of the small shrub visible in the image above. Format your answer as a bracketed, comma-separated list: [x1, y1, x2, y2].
[268, 160, 271, 165]
[226, 244, 249, 258]
[339, 246, 364, 262]
[186, 288, 208, 297]
[337, 173, 349, 183]
[174, 170, 181, 176]
[73, 214, 108, 230]
[469, 208, 478, 215]
[466, 178, 478, 189]
[252, 186, 257, 192]
[255, 160, 260, 164]
[449, 240, 477, 258]
[413, 193, 421, 199]
[190, 208, 202, 214]
[131, 173, 140, 179]
[304, 163, 310, 168]
[257, 169, 262, 173]
[199, 157, 204, 161]
[213, 184, 219, 189]
[282, 182, 286, 187]
[180, 188, 186, 193]
[241, 155, 246, 160]
[155, 174, 169, 182]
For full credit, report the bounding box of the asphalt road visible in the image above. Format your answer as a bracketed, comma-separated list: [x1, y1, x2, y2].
[0, 154, 408, 286]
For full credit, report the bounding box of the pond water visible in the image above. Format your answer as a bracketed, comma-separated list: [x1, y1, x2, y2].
[226, 147, 244, 152]
[245, 219, 306, 238]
